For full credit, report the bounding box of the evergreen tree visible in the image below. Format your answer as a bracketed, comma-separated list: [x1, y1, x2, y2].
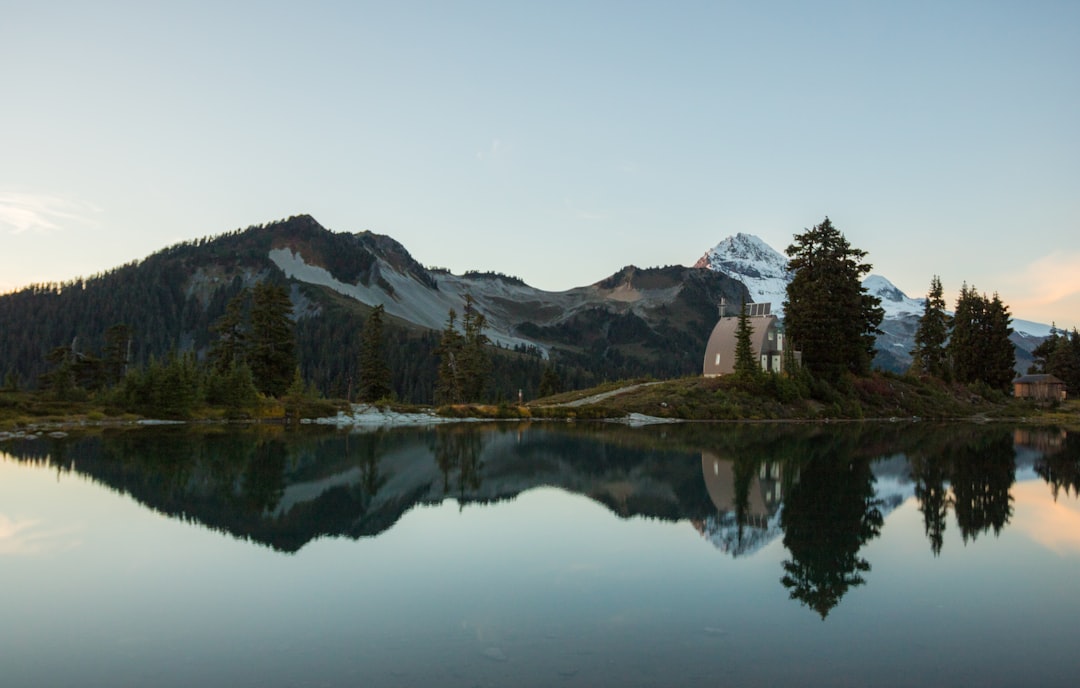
[733, 301, 759, 378]
[358, 305, 392, 402]
[985, 293, 1015, 390]
[538, 366, 564, 398]
[910, 275, 950, 378]
[948, 285, 1015, 391]
[248, 281, 296, 397]
[103, 323, 132, 387]
[783, 218, 883, 382]
[210, 289, 248, 373]
[204, 361, 258, 417]
[435, 309, 464, 405]
[1033, 328, 1080, 392]
[948, 283, 980, 384]
[435, 296, 492, 404]
[41, 343, 77, 401]
[459, 294, 491, 402]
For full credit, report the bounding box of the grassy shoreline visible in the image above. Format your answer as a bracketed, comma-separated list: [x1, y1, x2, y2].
[2, 372, 1077, 433]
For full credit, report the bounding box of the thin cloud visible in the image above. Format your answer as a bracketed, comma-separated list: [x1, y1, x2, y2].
[0, 191, 100, 234]
[1004, 251, 1080, 318]
[0, 513, 82, 556]
[1011, 482, 1080, 556]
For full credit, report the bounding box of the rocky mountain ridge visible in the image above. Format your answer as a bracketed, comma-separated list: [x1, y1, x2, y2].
[0, 214, 747, 398]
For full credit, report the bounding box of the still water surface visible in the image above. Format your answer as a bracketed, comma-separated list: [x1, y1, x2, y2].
[1, 422, 1078, 687]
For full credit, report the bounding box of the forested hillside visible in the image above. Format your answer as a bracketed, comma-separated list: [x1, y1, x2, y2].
[1, 215, 747, 403]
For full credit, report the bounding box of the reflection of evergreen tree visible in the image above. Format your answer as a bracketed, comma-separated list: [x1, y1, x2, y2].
[242, 440, 288, 513]
[911, 453, 950, 556]
[950, 430, 1015, 543]
[1034, 431, 1080, 502]
[731, 454, 757, 553]
[354, 431, 386, 497]
[433, 427, 485, 497]
[780, 450, 884, 619]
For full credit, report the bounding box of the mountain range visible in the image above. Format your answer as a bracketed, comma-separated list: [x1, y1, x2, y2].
[0, 214, 1051, 398]
[0, 215, 747, 400]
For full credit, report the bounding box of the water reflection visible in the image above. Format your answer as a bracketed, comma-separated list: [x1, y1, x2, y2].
[780, 446, 884, 619]
[2, 421, 1079, 618]
[696, 453, 785, 555]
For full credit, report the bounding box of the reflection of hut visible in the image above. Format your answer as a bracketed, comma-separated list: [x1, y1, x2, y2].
[1014, 427, 1068, 452]
[700, 452, 784, 527]
[1013, 374, 1067, 402]
[702, 302, 797, 377]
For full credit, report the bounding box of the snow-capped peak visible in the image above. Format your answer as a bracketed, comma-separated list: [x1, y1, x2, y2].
[694, 233, 792, 315]
[694, 233, 789, 276]
[861, 274, 924, 318]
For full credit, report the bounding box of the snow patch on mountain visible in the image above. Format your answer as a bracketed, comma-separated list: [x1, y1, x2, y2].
[269, 247, 548, 354]
[694, 233, 791, 316]
[862, 274, 925, 319]
[1013, 319, 1056, 338]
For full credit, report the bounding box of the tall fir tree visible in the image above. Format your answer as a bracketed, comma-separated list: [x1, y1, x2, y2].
[358, 305, 392, 402]
[248, 281, 296, 397]
[733, 301, 759, 378]
[910, 275, 951, 378]
[985, 293, 1015, 390]
[783, 218, 883, 382]
[102, 323, 132, 387]
[210, 289, 248, 373]
[948, 283, 980, 384]
[948, 285, 1015, 391]
[434, 296, 492, 404]
[459, 294, 491, 402]
[435, 309, 464, 405]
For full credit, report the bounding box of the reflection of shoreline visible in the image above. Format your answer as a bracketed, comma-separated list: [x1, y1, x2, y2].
[1, 423, 1076, 560]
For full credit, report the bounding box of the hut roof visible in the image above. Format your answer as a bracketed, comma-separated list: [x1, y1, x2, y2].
[1014, 374, 1065, 385]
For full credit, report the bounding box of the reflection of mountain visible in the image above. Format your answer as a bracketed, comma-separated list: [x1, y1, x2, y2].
[0, 422, 1065, 562]
[0, 425, 716, 552]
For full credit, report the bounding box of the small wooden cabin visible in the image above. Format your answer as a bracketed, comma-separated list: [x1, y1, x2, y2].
[1013, 374, 1067, 402]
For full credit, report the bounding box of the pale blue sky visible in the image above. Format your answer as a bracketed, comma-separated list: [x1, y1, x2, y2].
[2, 1, 1077, 325]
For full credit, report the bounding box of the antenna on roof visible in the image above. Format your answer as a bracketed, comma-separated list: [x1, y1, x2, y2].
[719, 297, 727, 318]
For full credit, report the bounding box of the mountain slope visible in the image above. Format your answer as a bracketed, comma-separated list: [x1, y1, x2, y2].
[0, 214, 747, 399]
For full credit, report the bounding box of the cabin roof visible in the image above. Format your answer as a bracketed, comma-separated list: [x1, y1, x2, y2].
[1014, 374, 1065, 385]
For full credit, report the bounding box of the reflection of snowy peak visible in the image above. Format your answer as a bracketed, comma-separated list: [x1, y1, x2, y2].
[698, 508, 784, 557]
[694, 233, 792, 316]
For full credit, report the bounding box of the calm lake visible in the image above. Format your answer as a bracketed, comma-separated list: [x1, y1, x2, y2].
[2, 421, 1078, 687]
